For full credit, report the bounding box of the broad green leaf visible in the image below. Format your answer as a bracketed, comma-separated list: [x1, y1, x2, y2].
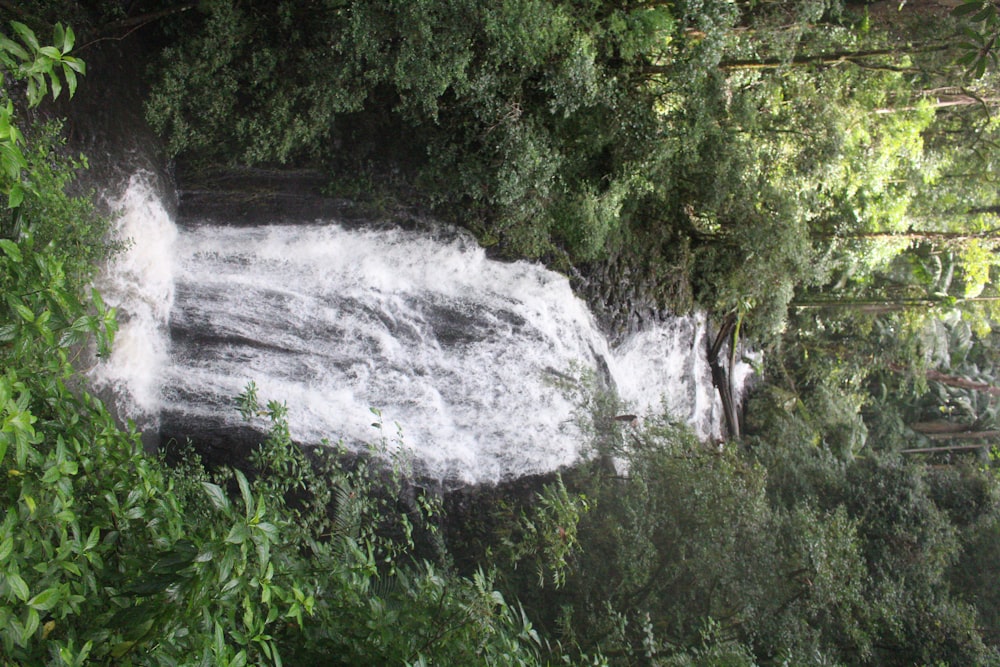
[972, 5, 996, 22]
[111, 641, 136, 659]
[8, 572, 29, 601]
[49, 70, 62, 100]
[62, 63, 77, 97]
[957, 51, 979, 66]
[202, 481, 230, 511]
[0, 35, 28, 62]
[254, 521, 279, 542]
[235, 468, 252, 517]
[63, 56, 84, 74]
[152, 541, 198, 573]
[84, 526, 100, 551]
[23, 607, 39, 640]
[42, 464, 63, 483]
[226, 522, 249, 545]
[27, 587, 60, 611]
[58, 458, 77, 476]
[214, 622, 225, 656]
[10, 22, 39, 52]
[12, 302, 34, 323]
[6, 183, 22, 208]
[975, 56, 988, 78]
[953, 1, 986, 17]
[90, 288, 105, 314]
[25, 78, 39, 106]
[0, 239, 20, 261]
[963, 25, 984, 40]
[61, 25, 75, 54]
[58, 327, 87, 349]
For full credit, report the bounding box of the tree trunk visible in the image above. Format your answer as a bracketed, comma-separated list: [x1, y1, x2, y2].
[911, 421, 979, 434]
[716, 44, 953, 71]
[876, 93, 1000, 114]
[901, 443, 994, 453]
[793, 295, 1000, 313]
[814, 229, 1000, 243]
[890, 362, 1000, 397]
[100, 5, 197, 33]
[923, 430, 1000, 441]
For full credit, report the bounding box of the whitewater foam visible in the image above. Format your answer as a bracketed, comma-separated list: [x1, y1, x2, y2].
[94, 174, 750, 483]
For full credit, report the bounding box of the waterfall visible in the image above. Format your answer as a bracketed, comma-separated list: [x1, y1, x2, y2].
[92, 172, 177, 431]
[94, 173, 749, 485]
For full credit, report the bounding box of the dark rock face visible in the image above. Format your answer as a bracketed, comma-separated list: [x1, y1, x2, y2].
[159, 413, 270, 471]
[573, 241, 696, 346]
[50, 39, 175, 213]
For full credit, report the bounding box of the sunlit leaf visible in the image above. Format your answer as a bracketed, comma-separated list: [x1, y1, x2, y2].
[61, 25, 74, 54]
[27, 587, 61, 611]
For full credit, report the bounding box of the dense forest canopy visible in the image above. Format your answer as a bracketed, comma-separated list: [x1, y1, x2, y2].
[3, 0, 1000, 664]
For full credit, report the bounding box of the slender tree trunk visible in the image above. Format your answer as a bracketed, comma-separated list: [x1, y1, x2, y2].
[718, 44, 953, 71]
[889, 362, 1000, 397]
[639, 43, 953, 76]
[901, 443, 994, 453]
[911, 421, 979, 434]
[876, 94, 1000, 114]
[922, 430, 1000, 441]
[793, 295, 1000, 312]
[814, 230, 1000, 242]
[100, 4, 197, 33]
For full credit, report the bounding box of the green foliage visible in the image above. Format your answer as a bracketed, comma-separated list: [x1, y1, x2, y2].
[1, 367, 550, 664]
[551, 415, 863, 663]
[145, 0, 675, 261]
[0, 20, 83, 210]
[953, 0, 1000, 78]
[500, 475, 591, 590]
[503, 386, 1000, 665]
[0, 21, 84, 106]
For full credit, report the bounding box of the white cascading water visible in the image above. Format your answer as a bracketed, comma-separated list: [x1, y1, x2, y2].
[92, 172, 177, 429]
[94, 173, 748, 484]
